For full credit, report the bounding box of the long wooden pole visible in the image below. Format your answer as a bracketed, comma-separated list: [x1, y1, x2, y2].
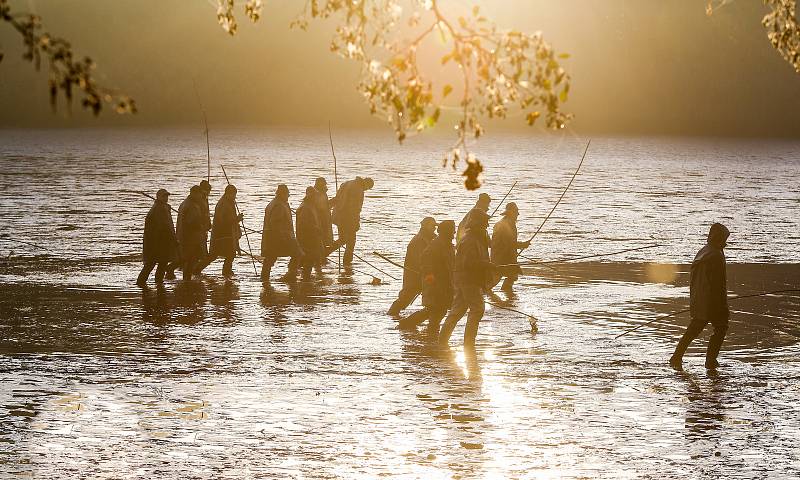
[192, 80, 211, 183]
[519, 139, 591, 256]
[220, 165, 259, 277]
[490, 180, 518, 218]
[329, 121, 341, 275]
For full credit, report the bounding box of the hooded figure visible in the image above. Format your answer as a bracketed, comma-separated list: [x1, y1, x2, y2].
[490, 202, 531, 292]
[296, 186, 324, 279]
[398, 220, 456, 335]
[261, 184, 302, 282]
[331, 176, 374, 265]
[206, 184, 242, 276]
[670, 223, 731, 371]
[176, 185, 207, 280]
[314, 177, 334, 249]
[457, 192, 491, 242]
[388, 216, 437, 316]
[438, 210, 494, 348]
[137, 188, 178, 286]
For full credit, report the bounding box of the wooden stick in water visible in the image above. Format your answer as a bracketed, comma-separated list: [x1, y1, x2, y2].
[220, 165, 259, 277]
[329, 121, 341, 276]
[352, 251, 398, 281]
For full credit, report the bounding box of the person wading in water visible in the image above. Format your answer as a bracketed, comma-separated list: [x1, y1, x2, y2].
[398, 220, 456, 336]
[136, 188, 178, 287]
[313, 177, 335, 273]
[439, 210, 495, 349]
[388, 216, 438, 316]
[670, 223, 731, 371]
[175, 185, 207, 281]
[331, 176, 374, 266]
[490, 202, 530, 293]
[198, 184, 242, 277]
[296, 186, 324, 280]
[457, 192, 491, 243]
[260, 184, 302, 284]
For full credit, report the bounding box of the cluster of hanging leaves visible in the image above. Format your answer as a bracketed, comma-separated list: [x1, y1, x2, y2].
[0, 0, 136, 116]
[216, 0, 572, 190]
[708, 0, 800, 73]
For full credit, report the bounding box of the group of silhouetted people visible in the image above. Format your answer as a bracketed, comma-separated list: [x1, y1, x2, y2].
[137, 180, 733, 370]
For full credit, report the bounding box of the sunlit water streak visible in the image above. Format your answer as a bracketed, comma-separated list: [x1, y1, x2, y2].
[1, 129, 799, 478]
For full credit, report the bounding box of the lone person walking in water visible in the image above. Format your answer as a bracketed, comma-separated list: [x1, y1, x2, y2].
[457, 192, 491, 243]
[388, 216, 438, 316]
[200, 184, 242, 277]
[331, 176, 374, 266]
[439, 210, 495, 348]
[670, 223, 731, 371]
[490, 202, 530, 293]
[137, 188, 178, 287]
[260, 184, 302, 283]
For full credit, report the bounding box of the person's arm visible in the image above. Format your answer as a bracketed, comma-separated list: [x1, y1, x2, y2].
[709, 253, 729, 319]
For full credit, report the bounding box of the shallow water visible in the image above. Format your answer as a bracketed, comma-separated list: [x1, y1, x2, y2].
[1, 129, 799, 478]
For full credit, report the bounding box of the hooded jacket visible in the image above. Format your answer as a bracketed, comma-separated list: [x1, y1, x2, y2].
[689, 244, 729, 321]
[331, 178, 366, 232]
[454, 228, 492, 288]
[421, 234, 455, 309]
[209, 193, 241, 257]
[261, 196, 300, 258]
[142, 200, 178, 264]
[176, 192, 207, 260]
[401, 228, 436, 293]
[296, 196, 323, 260]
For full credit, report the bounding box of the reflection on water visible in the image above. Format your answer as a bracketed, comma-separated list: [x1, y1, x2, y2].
[1, 130, 800, 477]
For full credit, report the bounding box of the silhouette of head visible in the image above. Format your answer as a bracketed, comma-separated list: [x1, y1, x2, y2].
[315, 177, 328, 193]
[476, 192, 491, 211]
[708, 223, 730, 249]
[467, 209, 490, 230]
[420, 216, 437, 236]
[304, 186, 317, 200]
[438, 220, 456, 240]
[190, 185, 201, 196]
[225, 184, 237, 197]
[199, 180, 211, 194]
[503, 202, 519, 219]
[276, 184, 289, 200]
[156, 188, 170, 203]
[361, 177, 374, 190]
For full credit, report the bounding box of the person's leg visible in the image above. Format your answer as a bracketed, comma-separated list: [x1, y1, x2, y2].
[195, 254, 215, 273]
[501, 272, 518, 292]
[670, 318, 708, 369]
[222, 255, 234, 276]
[137, 262, 156, 286]
[388, 287, 419, 315]
[182, 256, 197, 281]
[342, 229, 356, 265]
[462, 285, 486, 347]
[425, 307, 447, 338]
[438, 287, 468, 346]
[398, 308, 430, 330]
[261, 256, 276, 283]
[705, 317, 729, 369]
[154, 262, 168, 284]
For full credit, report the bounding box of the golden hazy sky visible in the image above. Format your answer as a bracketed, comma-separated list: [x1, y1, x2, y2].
[1, 0, 798, 136]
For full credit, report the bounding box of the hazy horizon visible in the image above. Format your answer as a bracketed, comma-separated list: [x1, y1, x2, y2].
[1, 0, 799, 137]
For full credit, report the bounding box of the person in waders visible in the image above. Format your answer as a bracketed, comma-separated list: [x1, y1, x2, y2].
[388, 216, 438, 316]
[490, 202, 530, 293]
[457, 192, 491, 243]
[198, 184, 242, 277]
[670, 223, 731, 371]
[175, 186, 207, 281]
[331, 176, 373, 266]
[313, 177, 335, 273]
[260, 184, 302, 284]
[137, 188, 178, 287]
[295, 186, 324, 280]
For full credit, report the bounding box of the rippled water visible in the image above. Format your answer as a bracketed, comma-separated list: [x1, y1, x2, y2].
[1, 129, 799, 478]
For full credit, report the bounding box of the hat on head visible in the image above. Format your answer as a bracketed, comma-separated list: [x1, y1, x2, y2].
[315, 177, 327, 187]
[478, 192, 491, 203]
[305, 186, 317, 197]
[199, 180, 211, 192]
[437, 220, 455, 235]
[190, 185, 201, 195]
[224, 184, 237, 195]
[708, 223, 730, 244]
[503, 202, 519, 215]
[276, 184, 289, 196]
[420, 216, 437, 228]
[156, 188, 170, 197]
[363, 177, 374, 189]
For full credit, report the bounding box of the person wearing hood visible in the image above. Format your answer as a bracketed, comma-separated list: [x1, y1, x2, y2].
[457, 192, 491, 243]
[398, 220, 456, 335]
[670, 223, 731, 371]
[175, 185, 208, 281]
[137, 188, 178, 287]
[314, 177, 335, 251]
[388, 216, 438, 316]
[490, 202, 530, 293]
[438, 210, 495, 348]
[200, 184, 243, 277]
[261, 184, 302, 283]
[331, 176, 374, 265]
[167, 180, 213, 279]
[296, 186, 324, 280]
